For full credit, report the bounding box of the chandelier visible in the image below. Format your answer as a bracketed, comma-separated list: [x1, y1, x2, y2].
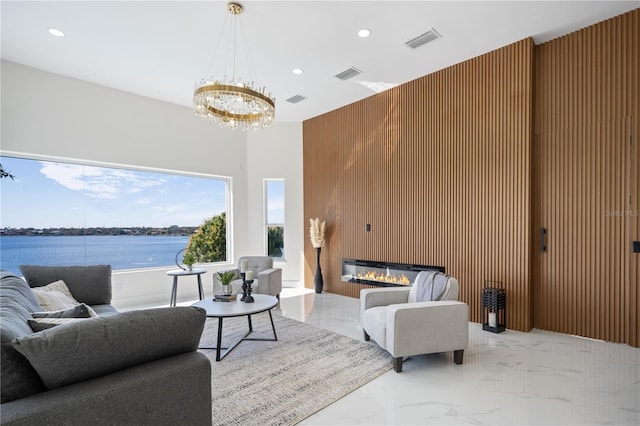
[193, 2, 275, 130]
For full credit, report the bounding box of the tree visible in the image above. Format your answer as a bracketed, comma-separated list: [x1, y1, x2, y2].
[0, 164, 15, 180]
[187, 212, 226, 262]
[267, 226, 284, 258]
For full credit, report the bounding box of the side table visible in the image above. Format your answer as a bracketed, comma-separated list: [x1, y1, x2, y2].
[166, 268, 206, 307]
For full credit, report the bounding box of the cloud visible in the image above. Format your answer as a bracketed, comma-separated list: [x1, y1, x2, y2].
[153, 203, 190, 214]
[267, 195, 284, 212]
[133, 197, 152, 205]
[39, 162, 167, 200]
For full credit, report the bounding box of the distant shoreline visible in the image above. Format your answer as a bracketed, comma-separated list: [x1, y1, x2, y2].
[0, 234, 193, 236]
[0, 226, 197, 237]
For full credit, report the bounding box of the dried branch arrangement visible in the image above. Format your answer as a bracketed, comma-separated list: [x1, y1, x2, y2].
[309, 217, 326, 248]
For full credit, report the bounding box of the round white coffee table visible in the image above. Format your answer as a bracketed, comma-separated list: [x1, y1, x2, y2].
[192, 294, 278, 361]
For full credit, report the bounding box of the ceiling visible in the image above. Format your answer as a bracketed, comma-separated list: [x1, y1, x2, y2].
[2, 1, 638, 123]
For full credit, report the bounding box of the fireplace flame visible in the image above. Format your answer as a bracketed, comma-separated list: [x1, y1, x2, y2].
[356, 270, 411, 285]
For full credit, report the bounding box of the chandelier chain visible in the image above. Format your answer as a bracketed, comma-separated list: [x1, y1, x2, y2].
[238, 18, 257, 87]
[205, 13, 231, 79]
[231, 13, 237, 81]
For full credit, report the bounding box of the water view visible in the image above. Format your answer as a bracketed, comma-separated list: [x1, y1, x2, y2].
[0, 235, 191, 274]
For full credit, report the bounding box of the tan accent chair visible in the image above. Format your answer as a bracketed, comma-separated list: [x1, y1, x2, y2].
[360, 276, 468, 372]
[214, 256, 282, 298]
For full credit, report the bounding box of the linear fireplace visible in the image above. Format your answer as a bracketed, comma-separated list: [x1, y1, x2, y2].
[341, 258, 445, 287]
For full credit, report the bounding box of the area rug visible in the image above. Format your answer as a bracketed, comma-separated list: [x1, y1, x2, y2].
[198, 313, 392, 426]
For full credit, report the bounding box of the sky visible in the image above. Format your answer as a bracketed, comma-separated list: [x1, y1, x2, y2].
[0, 156, 254, 229]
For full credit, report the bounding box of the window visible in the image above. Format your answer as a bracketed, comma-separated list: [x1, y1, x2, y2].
[264, 179, 284, 259]
[0, 156, 230, 272]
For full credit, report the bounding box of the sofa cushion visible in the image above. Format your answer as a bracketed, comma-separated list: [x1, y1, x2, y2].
[28, 318, 91, 332]
[20, 264, 112, 305]
[11, 306, 207, 390]
[88, 304, 119, 316]
[0, 271, 47, 403]
[0, 344, 46, 403]
[29, 303, 95, 331]
[31, 303, 93, 319]
[0, 271, 41, 344]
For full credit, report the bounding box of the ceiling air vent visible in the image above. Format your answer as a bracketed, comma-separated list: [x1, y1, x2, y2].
[286, 95, 307, 104]
[405, 28, 441, 49]
[334, 66, 362, 81]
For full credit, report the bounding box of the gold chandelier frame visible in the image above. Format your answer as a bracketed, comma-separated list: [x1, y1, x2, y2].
[193, 2, 275, 130]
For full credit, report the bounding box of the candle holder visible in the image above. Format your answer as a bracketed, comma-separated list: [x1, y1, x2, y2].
[482, 284, 506, 333]
[244, 279, 255, 303]
[240, 272, 247, 301]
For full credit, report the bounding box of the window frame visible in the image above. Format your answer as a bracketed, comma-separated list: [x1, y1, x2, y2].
[0, 153, 233, 270]
[263, 178, 285, 260]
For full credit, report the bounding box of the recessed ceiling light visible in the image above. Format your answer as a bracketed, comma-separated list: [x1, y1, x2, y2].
[358, 28, 371, 38]
[48, 28, 65, 37]
[292, 68, 304, 75]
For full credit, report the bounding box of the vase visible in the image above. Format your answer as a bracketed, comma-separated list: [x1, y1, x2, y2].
[314, 247, 324, 293]
[221, 284, 233, 296]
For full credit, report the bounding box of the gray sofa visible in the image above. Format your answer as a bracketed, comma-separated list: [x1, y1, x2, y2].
[0, 265, 212, 425]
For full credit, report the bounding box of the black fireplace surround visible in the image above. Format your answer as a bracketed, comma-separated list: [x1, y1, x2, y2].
[341, 258, 445, 287]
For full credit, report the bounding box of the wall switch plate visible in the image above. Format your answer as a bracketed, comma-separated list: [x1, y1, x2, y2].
[365, 224, 371, 232]
[633, 241, 640, 253]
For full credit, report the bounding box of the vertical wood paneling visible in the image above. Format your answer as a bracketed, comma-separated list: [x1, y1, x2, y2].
[533, 9, 639, 346]
[304, 39, 534, 331]
[304, 9, 638, 344]
[629, 7, 640, 347]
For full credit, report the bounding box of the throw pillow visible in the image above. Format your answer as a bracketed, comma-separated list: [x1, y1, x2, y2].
[30, 280, 80, 311]
[0, 343, 46, 403]
[12, 306, 207, 390]
[28, 318, 91, 332]
[31, 303, 93, 319]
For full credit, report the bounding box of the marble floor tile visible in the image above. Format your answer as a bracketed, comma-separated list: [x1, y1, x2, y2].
[279, 290, 640, 426]
[127, 288, 640, 425]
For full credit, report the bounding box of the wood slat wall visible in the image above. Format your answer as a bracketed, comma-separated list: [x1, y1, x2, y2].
[532, 9, 639, 346]
[303, 9, 639, 345]
[304, 39, 534, 331]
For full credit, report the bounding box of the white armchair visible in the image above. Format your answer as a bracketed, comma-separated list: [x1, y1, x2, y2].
[360, 275, 468, 372]
[214, 256, 282, 298]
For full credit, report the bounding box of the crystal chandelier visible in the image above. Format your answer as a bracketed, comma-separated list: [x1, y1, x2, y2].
[193, 2, 275, 130]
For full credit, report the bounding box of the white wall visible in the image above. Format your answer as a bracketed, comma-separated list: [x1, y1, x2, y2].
[1, 60, 303, 308]
[246, 123, 304, 286]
